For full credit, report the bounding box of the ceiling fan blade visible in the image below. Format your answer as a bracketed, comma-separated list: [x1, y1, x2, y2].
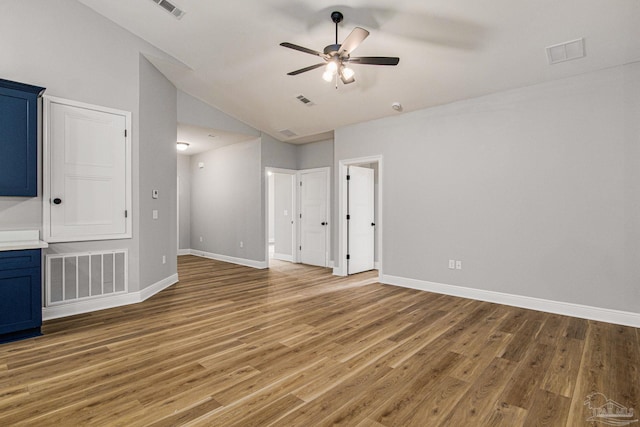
[346, 56, 400, 66]
[287, 63, 326, 76]
[338, 27, 369, 55]
[280, 42, 324, 57]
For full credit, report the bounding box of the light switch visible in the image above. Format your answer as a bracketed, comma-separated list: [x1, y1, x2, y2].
[284, 209, 288, 216]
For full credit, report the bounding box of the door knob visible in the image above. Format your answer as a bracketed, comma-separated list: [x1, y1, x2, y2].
[53, 198, 62, 205]
[321, 222, 327, 226]
[371, 222, 376, 226]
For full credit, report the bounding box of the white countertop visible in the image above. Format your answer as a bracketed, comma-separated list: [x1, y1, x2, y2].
[0, 230, 48, 251]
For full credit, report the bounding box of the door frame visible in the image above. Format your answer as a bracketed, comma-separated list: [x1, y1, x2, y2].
[264, 167, 298, 267]
[336, 155, 383, 278]
[297, 167, 331, 267]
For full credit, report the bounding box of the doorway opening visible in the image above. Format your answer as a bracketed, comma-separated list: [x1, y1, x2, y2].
[266, 168, 297, 267]
[265, 166, 331, 269]
[337, 156, 382, 278]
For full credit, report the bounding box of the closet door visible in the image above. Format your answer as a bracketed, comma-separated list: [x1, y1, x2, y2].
[44, 97, 132, 242]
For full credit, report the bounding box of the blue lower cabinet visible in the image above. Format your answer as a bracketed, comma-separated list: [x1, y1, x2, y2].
[0, 249, 42, 344]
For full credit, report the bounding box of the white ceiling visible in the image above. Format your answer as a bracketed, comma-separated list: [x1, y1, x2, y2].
[78, 0, 640, 144]
[177, 124, 257, 155]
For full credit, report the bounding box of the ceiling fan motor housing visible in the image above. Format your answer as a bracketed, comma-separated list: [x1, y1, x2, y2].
[324, 44, 341, 56]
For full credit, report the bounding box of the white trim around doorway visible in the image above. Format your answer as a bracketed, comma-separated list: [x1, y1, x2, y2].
[336, 155, 383, 279]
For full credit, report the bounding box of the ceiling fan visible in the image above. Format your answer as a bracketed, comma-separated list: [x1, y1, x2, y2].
[280, 11, 400, 85]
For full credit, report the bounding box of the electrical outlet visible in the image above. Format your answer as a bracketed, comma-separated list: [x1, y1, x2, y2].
[456, 260, 462, 270]
[152, 210, 158, 220]
[448, 259, 455, 269]
[162, 255, 166, 264]
[199, 236, 203, 242]
[240, 241, 244, 248]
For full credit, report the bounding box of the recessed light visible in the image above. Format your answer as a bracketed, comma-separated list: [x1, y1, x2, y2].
[176, 142, 189, 151]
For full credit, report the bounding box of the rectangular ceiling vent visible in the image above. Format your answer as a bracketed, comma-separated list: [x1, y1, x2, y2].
[150, 0, 186, 20]
[296, 94, 315, 106]
[279, 129, 298, 138]
[546, 38, 585, 65]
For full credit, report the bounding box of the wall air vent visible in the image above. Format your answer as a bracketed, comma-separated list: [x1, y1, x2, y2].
[279, 129, 298, 138]
[546, 38, 585, 64]
[296, 94, 314, 106]
[150, 0, 186, 20]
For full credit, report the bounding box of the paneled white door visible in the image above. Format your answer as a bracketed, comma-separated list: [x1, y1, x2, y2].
[46, 98, 131, 242]
[347, 166, 375, 274]
[300, 169, 329, 267]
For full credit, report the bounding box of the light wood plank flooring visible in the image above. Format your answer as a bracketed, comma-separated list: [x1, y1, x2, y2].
[0, 255, 638, 426]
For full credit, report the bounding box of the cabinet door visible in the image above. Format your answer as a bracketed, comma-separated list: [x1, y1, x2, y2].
[0, 267, 42, 335]
[0, 79, 45, 196]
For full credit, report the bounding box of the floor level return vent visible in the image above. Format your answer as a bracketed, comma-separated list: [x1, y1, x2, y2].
[46, 249, 128, 306]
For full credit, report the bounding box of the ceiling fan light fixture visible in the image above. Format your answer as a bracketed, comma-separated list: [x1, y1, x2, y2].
[322, 70, 334, 82]
[326, 60, 338, 73]
[340, 66, 355, 80]
[176, 141, 189, 151]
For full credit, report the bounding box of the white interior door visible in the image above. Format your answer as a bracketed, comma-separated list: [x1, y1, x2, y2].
[47, 99, 130, 241]
[348, 166, 375, 274]
[300, 169, 329, 267]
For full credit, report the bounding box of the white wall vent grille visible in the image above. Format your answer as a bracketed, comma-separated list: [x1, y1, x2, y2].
[46, 249, 128, 306]
[546, 38, 585, 64]
[150, 0, 186, 20]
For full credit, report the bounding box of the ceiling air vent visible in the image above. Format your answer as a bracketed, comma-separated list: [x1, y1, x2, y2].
[296, 94, 314, 106]
[546, 38, 585, 65]
[279, 129, 298, 138]
[150, 0, 186, 20]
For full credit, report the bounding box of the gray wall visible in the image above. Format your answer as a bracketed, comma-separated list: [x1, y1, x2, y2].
[182, 130, 331, 264]
[262, 133, 297, 170]
[138, 56, 178, 289]
[297, 139, 334, 170]
[0, 0, 178, 293]
[190, 140, 263, 261]
[335, 62, 640, 313]
[177, 154, 191, 250]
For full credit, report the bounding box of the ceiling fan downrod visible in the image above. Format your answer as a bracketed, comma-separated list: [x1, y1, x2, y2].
[331, 11, 343, 46]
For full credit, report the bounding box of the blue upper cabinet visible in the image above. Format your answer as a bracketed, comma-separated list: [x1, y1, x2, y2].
[0, 78, 46, 197]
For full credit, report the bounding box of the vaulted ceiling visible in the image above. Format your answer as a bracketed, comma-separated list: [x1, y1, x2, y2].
[78, 0, 640, 144]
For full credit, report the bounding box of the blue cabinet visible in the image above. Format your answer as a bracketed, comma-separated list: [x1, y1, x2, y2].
[0, 249, 42, 344]
[0, 78, 46, 197]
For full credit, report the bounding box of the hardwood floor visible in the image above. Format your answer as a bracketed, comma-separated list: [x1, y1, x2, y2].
[0, 255, 638, 426]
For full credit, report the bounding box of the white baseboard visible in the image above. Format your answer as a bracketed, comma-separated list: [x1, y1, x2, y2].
[177, 249, 190, 256]
[139, 274, 180, 301]
[333, 267, 346, 277]
[381, 274, 640, 328]
[190, 249, 267, 269]
[273, 253, 294, 262]
[43, 273, 179, 321]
